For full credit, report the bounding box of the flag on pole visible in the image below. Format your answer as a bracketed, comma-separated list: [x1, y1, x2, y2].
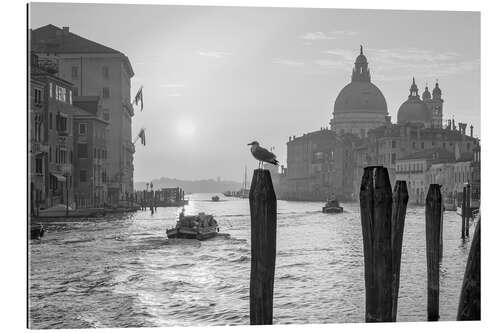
[138, 128, 146, 146]
[134, 86, 144, 111]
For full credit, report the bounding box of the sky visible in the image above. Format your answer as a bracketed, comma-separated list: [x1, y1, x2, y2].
[30, 3, 480, 183]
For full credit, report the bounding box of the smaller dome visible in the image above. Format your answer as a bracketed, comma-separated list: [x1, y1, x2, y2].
[397, 99, 431, 125]
[422, 86, 431, 100]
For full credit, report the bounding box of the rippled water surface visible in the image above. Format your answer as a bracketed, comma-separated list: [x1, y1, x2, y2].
[29, 193, 476, 328]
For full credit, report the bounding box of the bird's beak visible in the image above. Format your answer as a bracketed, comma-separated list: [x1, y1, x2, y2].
[247, 142, 253, 145]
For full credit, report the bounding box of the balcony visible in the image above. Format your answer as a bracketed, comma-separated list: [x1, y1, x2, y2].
[30, 141, 49, 155]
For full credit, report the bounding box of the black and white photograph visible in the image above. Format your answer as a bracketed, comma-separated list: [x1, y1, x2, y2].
[15, 0, 497, 331]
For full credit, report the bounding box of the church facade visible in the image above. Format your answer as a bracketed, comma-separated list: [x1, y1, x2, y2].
[278, 46, 479, 203]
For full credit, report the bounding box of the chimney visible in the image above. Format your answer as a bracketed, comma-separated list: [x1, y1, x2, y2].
[470, 125, 474, 137]
[62, 26, 70, 35]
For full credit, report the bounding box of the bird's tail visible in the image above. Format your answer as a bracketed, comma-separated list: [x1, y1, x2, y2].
[271, 159, 279, 165]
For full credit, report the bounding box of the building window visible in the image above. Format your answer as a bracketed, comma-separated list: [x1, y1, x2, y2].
[56, 114, 68, 132]
[79, 170, 87, 183]
[49, 146, 52, 162]
[391, 153, 396, 165]
[421, 142, 425, 149]
[71, 66, 78, 79]
[392, 141, 396, 148]
[102, 66, 109, 79]
[79, 123, 88, 135]
[78, 143, 88, 158]
[103, 111, 110, 121]
[35, 157, 43, 174]
[102, 87, 110, 98]
[56, 85, 67, 102]
[49, 83, 53, 98]
[69, 90, 72, 104]
[34, 88, 42, 105]
[72, 87, 79, 97]
[49, 113, 53, 130]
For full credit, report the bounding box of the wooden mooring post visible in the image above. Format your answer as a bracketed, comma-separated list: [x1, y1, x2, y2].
[425, 184, 443, 321]
[391, 180, 409, 321]
[457, 220, 481, 320]
[360, 166, 406, 322]
[465, 184, 471, 237]
[461, 186, 466, 239]
[249, 169, 277, 325]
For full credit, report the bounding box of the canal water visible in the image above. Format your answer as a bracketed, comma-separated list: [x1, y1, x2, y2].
[29, 193, 476, 328]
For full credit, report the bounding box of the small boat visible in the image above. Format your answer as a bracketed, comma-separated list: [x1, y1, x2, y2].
[166, 210, 219, 240]
[322, 195, 344, 214]
[30, 223, 45, 240]
[211, 195, 220, 202]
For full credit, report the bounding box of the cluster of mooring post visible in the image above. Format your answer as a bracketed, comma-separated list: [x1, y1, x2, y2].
[249, 169, 277, 325]
[247, 166, 480, 324]
[359, 166, 408, 322]
[425, 184, 443, 321]
[457, 219, 481, 320]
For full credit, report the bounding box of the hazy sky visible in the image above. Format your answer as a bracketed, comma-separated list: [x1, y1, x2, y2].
[30, 3, 480, 182]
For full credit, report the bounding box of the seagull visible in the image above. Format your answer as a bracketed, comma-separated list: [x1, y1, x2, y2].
[247, 141, 279, 169]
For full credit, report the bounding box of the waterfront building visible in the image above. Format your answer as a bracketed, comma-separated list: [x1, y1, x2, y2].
[29, 53, 48, 215]
[278, 129, 359, 201]
[31, 24, 135, 204]
[31, 57, 78, 209]
[395, 148, 455, 204]
[330, 46, 389, 138]
[72, 96, 109, 208]
[352, 122, 478, 198]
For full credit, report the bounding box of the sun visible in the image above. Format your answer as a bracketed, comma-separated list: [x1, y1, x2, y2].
[176, 118, 196, 140]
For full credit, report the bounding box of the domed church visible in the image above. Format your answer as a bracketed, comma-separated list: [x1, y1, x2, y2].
[397, 78, 444, 128]
[330, 46, 389, 137]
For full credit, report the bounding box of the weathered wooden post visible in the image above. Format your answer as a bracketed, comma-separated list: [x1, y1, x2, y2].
[360, 166, 393, 322]
[426, 184, 443, 321]
[465, 184, 471, 237]
[439, 196, 444, 261]
[249, 169, 277, 325]
[461, 186, 466, 239]
[457, 220, 481, 320]
[391, 180, 408, 322]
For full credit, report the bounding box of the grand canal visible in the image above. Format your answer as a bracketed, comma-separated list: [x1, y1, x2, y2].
[29, 193, 475, 328]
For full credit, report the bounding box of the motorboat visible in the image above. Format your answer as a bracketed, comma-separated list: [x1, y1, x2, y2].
[166, 210, 219, 240]
[322, 195, 344, 214]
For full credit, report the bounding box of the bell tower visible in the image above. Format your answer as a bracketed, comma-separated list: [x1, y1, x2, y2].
[426, 80, 444, 128]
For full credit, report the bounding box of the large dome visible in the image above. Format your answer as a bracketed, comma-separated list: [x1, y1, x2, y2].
[334, 81, 388, 114]
[397, 99, 431, 124]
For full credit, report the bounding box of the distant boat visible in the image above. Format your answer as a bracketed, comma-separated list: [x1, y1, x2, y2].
[166, 211, 219, 240]
[322, 195, 344, 214]
[211, 195, 220, 202]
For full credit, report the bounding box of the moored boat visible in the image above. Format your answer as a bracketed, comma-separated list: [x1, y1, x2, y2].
[30, 223, 45, 240]
[166, 210, 219, 240]
[211, 195, 220, 202]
